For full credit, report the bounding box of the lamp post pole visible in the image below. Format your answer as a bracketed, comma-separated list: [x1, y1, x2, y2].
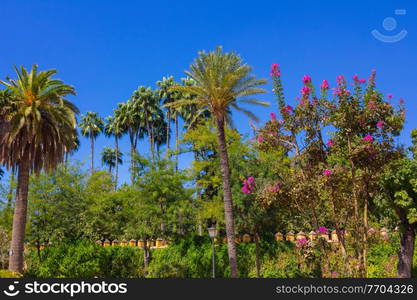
[211, 237, 216, 278]
[208, 227, 218, 278]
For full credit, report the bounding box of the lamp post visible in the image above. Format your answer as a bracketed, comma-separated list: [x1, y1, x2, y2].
[207, 227, 218, 278]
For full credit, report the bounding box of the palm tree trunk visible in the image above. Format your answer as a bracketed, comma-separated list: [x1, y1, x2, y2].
[9, 154, 30, 273]
[150, 125, 155, 163]
[115, 136, 119, 190]
[90, 135, 94, 174]
[129, 130, 136, 184]
[215, 116, 238, 278]
[175, 114, 179, 171]
[7, 167, 15, 209]
[166, 110, 171, 154]
[130, 142, 135, 184]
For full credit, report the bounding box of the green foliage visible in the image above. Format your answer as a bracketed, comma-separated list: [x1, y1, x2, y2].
[147, 235, 230, 278]
[27, 164, 87, 244]
[380, 158, 417, 224]
[125, 159, 193, 239]
[367, 238, 398, 277]
[25, 240, 144, 278]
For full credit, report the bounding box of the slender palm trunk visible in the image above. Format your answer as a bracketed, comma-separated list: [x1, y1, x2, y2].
[145, 111, 155, 163]
[129, 130, 136, 184]
[166, 110, 171, 154]
[215, 116, 238, 278]
[7, 167, 15, 209]
[9, 153, 30, 273]
[175, 114, 179, 171]
[90, 135, 94, 174]
[115, 136, 119, 190]
[150, 125, 155, 163]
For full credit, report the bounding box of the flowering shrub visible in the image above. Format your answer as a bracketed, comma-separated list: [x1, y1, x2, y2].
[259, 63, 405, 277]
[318, 227, 329, 234]
[241, 176, 255, 194]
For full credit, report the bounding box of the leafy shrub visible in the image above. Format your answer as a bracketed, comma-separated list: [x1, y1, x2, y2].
[100, 246, 144, 278]
[147, 235, 300, 278]
[147, 235, 230, 278]
[367, 238, 398, 278]
[25, 240, 144, 278]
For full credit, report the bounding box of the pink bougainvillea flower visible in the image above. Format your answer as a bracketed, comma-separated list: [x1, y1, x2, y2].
[302, 75, 311, 84]
[301, 86, 311, 95]
[281, 105, 293, 114]
[270, 112, 277, 121]
[336, 75, 345, 83]
[376, 120, 384, 129]
[327, 139, 335, 147]
[353, 74, 366, 83]
[318, 226, 329, 234]
[387, 93, 393, 99]
[399, 98, 405, 105]
[257, 136, 264, 143]
[241, 185, 251, 194]
[333, 89, 350, 96]
[320, 80, 329, 90]
[295, 238, 308, 248]
[241, 176, 255, 194]
[323, 169, 332, 176]
[363, 135, 374, 142]
[270, 63, 280, 77]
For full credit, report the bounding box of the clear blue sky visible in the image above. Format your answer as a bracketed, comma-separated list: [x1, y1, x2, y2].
[1, 0, 416, 184]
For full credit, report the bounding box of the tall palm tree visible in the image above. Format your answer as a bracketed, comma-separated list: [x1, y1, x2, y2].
[0, 65, 78, 273]
[166, 47, 268, 277]
[79, 112, 104, 174]
[157, 76, 177, 153]
[132, 86, 161, 163]
[101, 146, 123, 174]
[64, 132, 80, 165]
[153, 110, 168, 159]
[114, 100, 144, 183]
[104, 115, 124, 189]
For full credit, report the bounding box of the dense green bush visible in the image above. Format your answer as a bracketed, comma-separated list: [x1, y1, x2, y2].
[147, 235, 230, 278]
[22, 236, 416, 278]
[367, 238, 398, 278]
[146, 235, 302, 278]
[25, 240, 144, 278]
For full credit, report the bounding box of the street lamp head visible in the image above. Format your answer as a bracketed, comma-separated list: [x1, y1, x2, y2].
[207, 227, 218, 239]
